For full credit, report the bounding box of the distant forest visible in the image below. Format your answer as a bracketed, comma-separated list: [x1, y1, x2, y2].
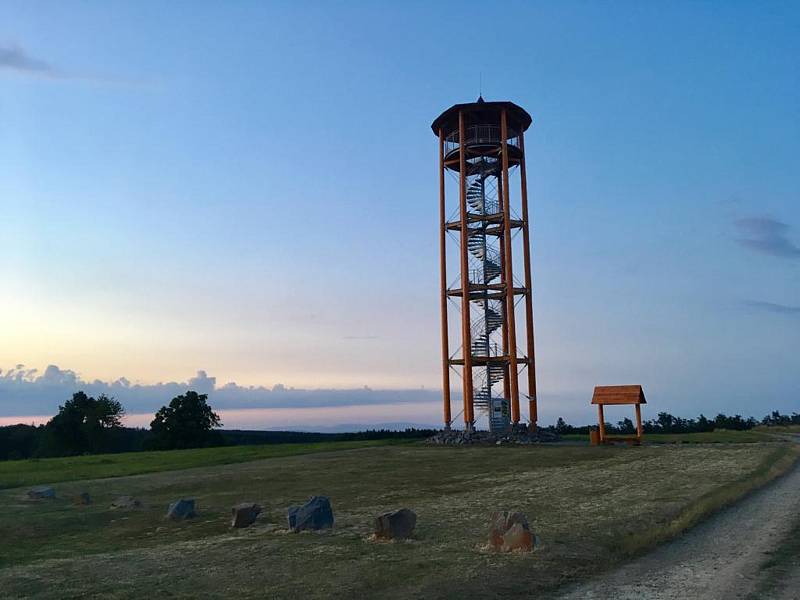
[0, 388, 798, 461]
[553, 410, 800, 436]
[0, 389, 437, 461]
[0, 423, 437, 461]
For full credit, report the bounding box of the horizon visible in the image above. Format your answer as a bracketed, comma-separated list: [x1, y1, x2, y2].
[2, 1, 798, 429]
[0, 364, 794, 431]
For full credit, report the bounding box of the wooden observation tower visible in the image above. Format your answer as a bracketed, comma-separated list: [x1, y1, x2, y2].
[432, 97, 538, 432]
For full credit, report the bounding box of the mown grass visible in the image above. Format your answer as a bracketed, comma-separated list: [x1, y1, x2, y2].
[618, 444, 800, 555]
[563, 430, 771, 444]
[646, 430, 772, 443]
[755, 425, 800, 434]
[0, 439, 412, 489]
[0, 441, 797, 599]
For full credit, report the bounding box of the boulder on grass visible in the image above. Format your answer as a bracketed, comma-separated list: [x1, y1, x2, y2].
[166, 499, 197, 520]
[501, 522, 533, 552]
[231, 502, 262, 528]
[374, 508, 417, 540]
[72, 492, 92, 505]
[488, 511, 533, 552]
[27, 486, 55, 500]
[287, 496, 334, 532]
[111, 496, 142, 509]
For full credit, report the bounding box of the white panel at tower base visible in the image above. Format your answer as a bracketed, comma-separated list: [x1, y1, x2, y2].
[489, 398, 511, 432]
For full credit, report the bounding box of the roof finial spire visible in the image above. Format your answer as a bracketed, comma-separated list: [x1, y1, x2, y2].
[478, 72, 484, 103]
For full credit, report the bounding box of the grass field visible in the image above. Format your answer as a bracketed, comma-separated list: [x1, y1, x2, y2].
[0, 439, 411, 490]
[1, 439, 797, 599]
[563, 430, 773, 444]
[755, 425, 800, 434]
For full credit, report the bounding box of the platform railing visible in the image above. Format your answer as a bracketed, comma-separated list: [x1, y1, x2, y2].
[444, 125, 520, 156]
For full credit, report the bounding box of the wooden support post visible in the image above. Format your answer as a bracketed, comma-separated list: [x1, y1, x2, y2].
[635, 403, 643, 443]
[498, 226, 511, 402]
[500, 110, 520, 424]
[517, 131, 537, 429]
[458, 111, 474, 430]
[598, 405, 606, 443]
[438, 128, 451, 429]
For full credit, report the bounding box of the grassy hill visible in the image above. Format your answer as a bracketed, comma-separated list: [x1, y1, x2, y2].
[0, 439, 410, 490]
[0, 438, 797, 599]
[562, 430, 774, 444]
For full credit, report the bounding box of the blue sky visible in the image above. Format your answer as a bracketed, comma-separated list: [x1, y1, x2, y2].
[0, 1, 798, 428]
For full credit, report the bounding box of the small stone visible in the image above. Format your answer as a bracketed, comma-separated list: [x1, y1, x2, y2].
[166, 499, 197, 520]
[111, 496, 142, 509]
[374, 508, 417, 540]
[27, 485, 55, 499]
[231, 502, 262, 528]
[72, 492, 92, 505]
[287, 496, 334, 532]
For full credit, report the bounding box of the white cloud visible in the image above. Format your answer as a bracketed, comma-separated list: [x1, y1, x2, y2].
[0, 364, 440, 418]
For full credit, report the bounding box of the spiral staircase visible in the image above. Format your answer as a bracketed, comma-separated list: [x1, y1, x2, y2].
[463, 158, 511, 431]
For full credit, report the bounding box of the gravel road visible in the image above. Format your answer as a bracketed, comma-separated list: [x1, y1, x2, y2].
[558, 444, 800, 600]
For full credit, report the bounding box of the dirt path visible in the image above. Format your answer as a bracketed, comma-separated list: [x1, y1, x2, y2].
[558, 443, 800, 600]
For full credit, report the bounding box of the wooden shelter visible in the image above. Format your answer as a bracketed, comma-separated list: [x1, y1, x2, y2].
[591, 385, 646, 445]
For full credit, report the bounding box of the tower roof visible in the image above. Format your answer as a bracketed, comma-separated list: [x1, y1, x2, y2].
[431, 98, 532, 135]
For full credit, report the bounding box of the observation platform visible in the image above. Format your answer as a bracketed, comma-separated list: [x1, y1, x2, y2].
[431, 98, 533, 172]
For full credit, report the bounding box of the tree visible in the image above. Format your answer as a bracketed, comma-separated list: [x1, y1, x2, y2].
[0, 424, 42, 460]
[554, 417, 572, 434]
[617, 417, 635, 434]
[44, 392, 124, 455]
[696, 414, 713, 432]
[150, 391, 222, 449]
[655, 412, 677, 433]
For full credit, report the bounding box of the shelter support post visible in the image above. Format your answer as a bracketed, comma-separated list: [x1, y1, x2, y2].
[598, 405, 606, 443]
[635, 403, 643, 442]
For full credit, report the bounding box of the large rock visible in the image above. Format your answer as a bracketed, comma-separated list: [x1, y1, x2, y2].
[501, 522, 533, 552]
[72, 492, 92, 505]
[111, 496, 142, 509]
[287, 496, 334, 532]
[231, 502, 262, 528]
[488, 511, 534, 552]
[374, 508, 417, 540]
[27, 485, 55, 499]
[166, 499, 197, 520]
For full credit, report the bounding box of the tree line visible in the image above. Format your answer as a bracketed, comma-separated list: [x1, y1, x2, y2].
[0, 390, 223, 460]
[2, 391, 798, 460]
[550, 410, 800, 435]
[0, 390, 436, 460]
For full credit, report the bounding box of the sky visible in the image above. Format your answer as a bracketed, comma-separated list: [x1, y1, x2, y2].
[0, 1, 798, 429]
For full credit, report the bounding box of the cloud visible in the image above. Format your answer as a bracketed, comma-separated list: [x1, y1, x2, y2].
[734, 217, 800, 259]
[0, 42, 134, 85]
[187, 370, 216, 395]
[0, 365, 439, 418]
[0, 43, 60, 78]
[744, 300, 800, 316]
